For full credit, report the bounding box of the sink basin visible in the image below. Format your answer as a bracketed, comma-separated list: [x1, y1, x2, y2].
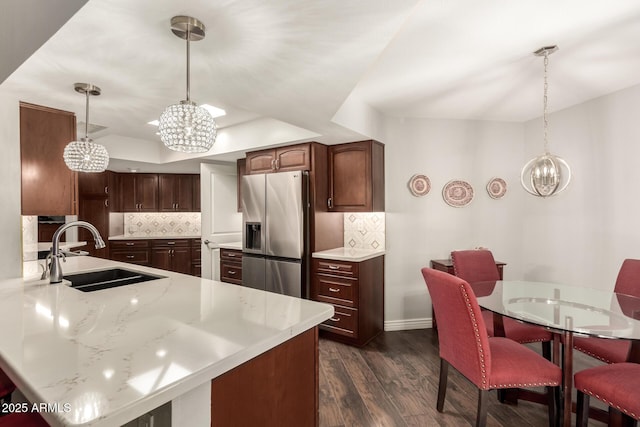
[64, 268, 166, 292]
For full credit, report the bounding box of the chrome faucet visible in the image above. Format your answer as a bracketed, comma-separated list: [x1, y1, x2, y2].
[43, 221, 106, 284]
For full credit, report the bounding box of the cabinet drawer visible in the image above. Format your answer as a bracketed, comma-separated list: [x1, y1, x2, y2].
[321, 305, 357, 338]
[110, 250, 150, 265]
[151, 239, 190, 247]
[313, 259, 357, 278]
[110, 240, 149, 249]
[221, 249, 243, 261]
[221, 262, 242, 285]
[313, 276, 357, 308]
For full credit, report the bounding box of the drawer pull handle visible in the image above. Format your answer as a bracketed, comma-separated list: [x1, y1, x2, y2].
[126, 242, 135, 246]
[228, 271, 236, 275]
[227, 253, 236, 257]
[328, 265, 339, 270]
[329, 317, 340, 322]
[126, 255, 135, 259]
[167, 242, 175, 245]
[328, 287, 340, 293]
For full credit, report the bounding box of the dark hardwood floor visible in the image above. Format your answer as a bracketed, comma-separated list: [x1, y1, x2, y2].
[319, 329, 607, 427]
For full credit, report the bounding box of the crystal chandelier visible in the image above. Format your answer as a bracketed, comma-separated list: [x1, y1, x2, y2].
[63, 83, 109, 173]
[520, 46, 571, 197]
[159, 16, 216, 153]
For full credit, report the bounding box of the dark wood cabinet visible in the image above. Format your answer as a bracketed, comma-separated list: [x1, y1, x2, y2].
[220, 248, 243, 285]
[151, 239, 192, 274]
[193, 174, 200, 212]
[120, 173, 159, 212]
[109, 240, 150, 265]
[159, 174, 195, 212]
[245, 143, 311, 174]
[328, 140, 384, 212]
[78, 171, 116, 257]
[311, 256, 384, 347]
[20, 102, 78, 215]
[191, 239, 201, 277]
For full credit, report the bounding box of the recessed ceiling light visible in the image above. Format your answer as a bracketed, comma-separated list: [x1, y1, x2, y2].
[200, 104, 226, 118]
[148, 120, 159, 126]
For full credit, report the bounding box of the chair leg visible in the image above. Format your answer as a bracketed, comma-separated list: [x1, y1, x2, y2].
[437, 358, 448, 412]
[542, 341, 551, 361]
[576, 390, 590, 427]
[546, 386, 557, 427]
[476, 389, 489, 427]
[610, 408, 638, 427]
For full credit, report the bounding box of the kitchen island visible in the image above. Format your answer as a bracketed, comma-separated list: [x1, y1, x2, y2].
[2, 257, 333, 426]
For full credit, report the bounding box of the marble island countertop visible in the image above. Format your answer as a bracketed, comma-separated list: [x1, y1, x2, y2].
[312, 247, 385, 262]
[1, 257, 333, 426]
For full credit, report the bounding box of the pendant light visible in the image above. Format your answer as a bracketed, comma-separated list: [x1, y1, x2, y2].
[520, 46, 571, 197]
[159, 15, 216, 153]
[63, 83, 109, 173]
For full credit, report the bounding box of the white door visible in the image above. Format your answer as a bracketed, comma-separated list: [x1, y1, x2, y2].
[200, 163, 242, 280]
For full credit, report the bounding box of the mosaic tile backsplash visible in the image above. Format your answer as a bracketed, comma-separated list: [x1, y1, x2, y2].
[344, 212, 385, 250]
[124, 212, 201, 237]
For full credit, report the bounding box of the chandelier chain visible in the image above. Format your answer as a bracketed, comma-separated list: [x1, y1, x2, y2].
[543, 51, 549, 153]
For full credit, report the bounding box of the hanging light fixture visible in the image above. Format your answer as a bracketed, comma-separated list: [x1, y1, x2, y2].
[159, 16, 216, 153]
[520, 46, 571, 197]
[63, 83, 109, 173]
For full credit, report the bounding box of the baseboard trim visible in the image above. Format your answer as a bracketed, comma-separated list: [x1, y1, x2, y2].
[384, 318, 432, 331]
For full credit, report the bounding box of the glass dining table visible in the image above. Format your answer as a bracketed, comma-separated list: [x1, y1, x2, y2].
[475, 280, 640, 427]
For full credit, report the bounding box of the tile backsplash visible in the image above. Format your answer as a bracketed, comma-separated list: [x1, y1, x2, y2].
[124, 212, 201, 237]
[344, 212, 385, 250]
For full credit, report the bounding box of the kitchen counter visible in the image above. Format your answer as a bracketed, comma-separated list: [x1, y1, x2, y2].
[1, 257, 333, 426]
[109, 235, 201, 240]
[218, 241, 242, 250]
[312, 247, 385, 262]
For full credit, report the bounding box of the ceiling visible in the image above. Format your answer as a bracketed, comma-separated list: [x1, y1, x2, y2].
[3, 0, 640, 172]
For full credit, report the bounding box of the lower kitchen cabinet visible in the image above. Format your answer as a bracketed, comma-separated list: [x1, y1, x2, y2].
[109, 240, 150, 266]
[151, 239, 192, 274]
[220, 248, 243, 285]
[311, 255, 384, 347]
[191, 239, 202, 277]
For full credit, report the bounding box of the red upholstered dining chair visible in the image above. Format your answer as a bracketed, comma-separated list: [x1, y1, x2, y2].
[450, 250, 553, 359]
[575, 363, 640, 427]
[0, 369, 15, 403]
[574, 258, 640, 363]
[421, 267, 561, 427]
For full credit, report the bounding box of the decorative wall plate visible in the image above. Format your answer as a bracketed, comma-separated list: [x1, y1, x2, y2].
[408, 174, 431, 197]
[486, 177, 507, 199]
[442, 180, 474, 207]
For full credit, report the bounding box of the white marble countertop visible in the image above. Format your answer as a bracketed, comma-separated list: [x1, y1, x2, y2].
[312, 247, 386, 262]
[108, 235, 201, 241]
[218, 241, 242, 250]
[1, 257, 333, 426]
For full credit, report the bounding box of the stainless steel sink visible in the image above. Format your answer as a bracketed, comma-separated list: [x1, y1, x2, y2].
[64, 268, 166, 292]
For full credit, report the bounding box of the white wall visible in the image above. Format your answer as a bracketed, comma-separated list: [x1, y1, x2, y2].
[0, 91, 24, 279]
[382, 83, 640, 328]
[382, 117, 525, 328]
[521, 84, 640, 289]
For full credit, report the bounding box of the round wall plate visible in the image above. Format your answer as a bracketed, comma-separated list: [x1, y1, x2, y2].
[442, 180, 474, 207]
[486, 177, 507, 199]
[408, 174, 431, 197]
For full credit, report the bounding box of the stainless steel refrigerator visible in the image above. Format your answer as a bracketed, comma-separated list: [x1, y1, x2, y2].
[241, 170, 309, 297]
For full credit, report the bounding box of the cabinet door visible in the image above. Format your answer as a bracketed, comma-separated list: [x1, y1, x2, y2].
[328, 140, 384, 212]
[151, 246, 172, 271]
[20, 102, 78, 215]
[136, 174, 159, 212]
[275, 143, 310, 172]
[172, 245, 193, 274]
[119, 174, 137, 211]
[159, 174, 194, 212]
[236, 158, 246, 212]
[192, 174, 200, 212]
[78, 196, 109, 258]
[78, 171, 109, 197]
[245, 149, 275, 174]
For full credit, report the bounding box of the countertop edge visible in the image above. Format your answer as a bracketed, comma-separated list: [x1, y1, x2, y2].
[312, 248, 386, 262]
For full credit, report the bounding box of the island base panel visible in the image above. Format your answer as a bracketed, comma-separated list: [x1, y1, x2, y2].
[211, 327, 319, 426]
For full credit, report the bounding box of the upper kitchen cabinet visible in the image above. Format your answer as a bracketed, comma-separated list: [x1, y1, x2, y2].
[77, 171, 117, 257]
[193, 174, 200, 212]
[20, 102, 77, 215]
[119, 173, 158, 212]
[236, 158, 246, 212]
[245, 143, 311, 174]
[159, 174, 196, 212]
[328, 140, 385, 212]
